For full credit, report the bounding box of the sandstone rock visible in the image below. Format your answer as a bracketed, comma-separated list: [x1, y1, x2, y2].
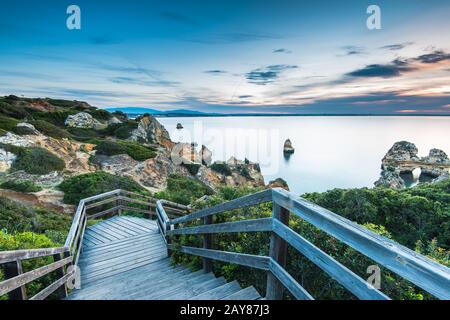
[382, 141, 419, 164]
[374, 167, 406, 189]
[0, 189, 73, 214]
[130, 115, 173, 148]
[422, 149, 449, 164]
[201, 145, 213, 166]
[283, 139, 295, 154]
[375, 141, 450, 189]
[267, 178, 290, 191]
[0, 132, 34, 147]
[0, 148, 16, 172]
[171, 143, 202, 165]
[108, 116, 122, 125]
[65, 112, 104, 129]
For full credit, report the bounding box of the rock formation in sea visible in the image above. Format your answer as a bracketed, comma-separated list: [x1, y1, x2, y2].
[375, 141, 450, 189]
[283, 139, 295, 154]
[177, 123, 183, 129]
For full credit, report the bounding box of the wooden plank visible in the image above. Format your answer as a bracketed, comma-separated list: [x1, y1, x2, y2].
[203, 215, 213, 273]
[106, 217, 142, 235]
[221, 286, 261, 300]
[74, 216, 88, 266]
[0, 247, 69, 264]
[266, 204, 289, 300]
[269, 259, 314, 300]
[65, 200, 85, 248]
[30, 270, 74, 300]
[2, 260, 26, 300]
[114, 216, 155, 233]
[272, 188, 450, 300]
[85, 196, 119, 210]
[172, 189, 273, 225]
[272, 219, 389, 300]
[86, 228, 117, 243]
[0, 256, 73, 296]
[168, 218, 273, 236]
[87, 206, 118, 220]
[82, 189, 121, 204]
[156, 201, 170, 225]
[90, 221, 130, 239]
[169, 245, 270, 270]
[71, 210, 86, 255]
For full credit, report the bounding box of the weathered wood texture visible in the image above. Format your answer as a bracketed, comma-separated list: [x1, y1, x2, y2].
[172, 189, 273, 225]
[269, 259, 313, 300]
[266, 204, 289, 300]
[272, 188, 450, 300]
[168, 245, 270, 271]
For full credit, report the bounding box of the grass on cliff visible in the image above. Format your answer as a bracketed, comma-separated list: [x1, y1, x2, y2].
[155, 174, 214, 205]
[0, 143, 65, 175]
[94, 139, 157, 161]
[59, 171, 146, 205]
[210, 162, 232, 176]
[0, 180, 42, 193]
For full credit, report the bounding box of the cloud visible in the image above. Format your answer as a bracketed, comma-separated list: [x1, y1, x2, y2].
[110, 76, 180, 87]
[273, 48, 292, 54]
[246, 64, 298, 85]
[238, 95, 253, 99]
[184, 32, 286, 44]
[204, 70, 227, 75]
[346, 59, 414, 78]
[415, 50, 450, 64]
[341, 46, 365, 56]
[380, 42, 414, 51]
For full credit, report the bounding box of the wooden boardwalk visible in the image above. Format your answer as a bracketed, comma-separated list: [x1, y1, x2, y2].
[68, 216, 261, 300]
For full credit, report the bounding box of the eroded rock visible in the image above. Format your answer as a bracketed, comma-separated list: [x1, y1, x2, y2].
[65, 112, 104, 129]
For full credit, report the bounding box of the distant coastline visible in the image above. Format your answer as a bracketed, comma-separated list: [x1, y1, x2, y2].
[106, 108, 450, 119]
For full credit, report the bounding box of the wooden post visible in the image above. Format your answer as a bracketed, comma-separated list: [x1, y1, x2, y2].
[53, 252, 69, 299]
[203, 215, 213, 273]
[266, 203, 290, 300]
[2, 260, 27, 300]
[117, 198, 122, 216]
[166, 222, 172, 257]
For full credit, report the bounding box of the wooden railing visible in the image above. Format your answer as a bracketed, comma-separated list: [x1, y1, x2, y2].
[0, 189, 189, 300]
[156, 188, 450, 300]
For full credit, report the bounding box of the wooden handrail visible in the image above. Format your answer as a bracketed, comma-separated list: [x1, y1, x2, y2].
[166, 187, 450, 300]
[0, 247, 69, 264]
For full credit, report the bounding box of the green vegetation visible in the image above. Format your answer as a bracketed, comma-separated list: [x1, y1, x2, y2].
[113, 121, 138, 139]
[0, 115, 19, 131]
[86, 108, 112, 121]
[12, 125, 37, 136]
[0, 144, 66, 175]
[0, 180, 42, 193]
[67, 127, 100, 142]
[155, 174, 213, 205]
[182, 163, 201, 176]
[94, 140, 156, 161]
[59, 171, 145, 205]
[171, 180, 450, 300]
[210, 162, 232, 176]
[32, 110, 75, 127]
[29, 120, 70, 139]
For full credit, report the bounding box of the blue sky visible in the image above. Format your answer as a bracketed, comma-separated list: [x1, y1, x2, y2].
[0, 0, 449, 114]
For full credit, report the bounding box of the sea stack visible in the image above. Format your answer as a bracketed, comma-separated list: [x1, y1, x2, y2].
[283, 139, 295, 154]
[176, 123, 183, 129]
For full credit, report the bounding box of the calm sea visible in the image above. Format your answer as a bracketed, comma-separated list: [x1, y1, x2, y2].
[158, 116, 450, 195]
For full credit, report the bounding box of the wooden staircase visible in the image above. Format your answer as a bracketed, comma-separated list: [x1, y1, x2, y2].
[1, 189, 449, 301]
[68, 216, 261, 300]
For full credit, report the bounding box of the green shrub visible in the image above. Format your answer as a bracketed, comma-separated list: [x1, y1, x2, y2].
[12, 125, 37, 136]
[59, 171, 145, 204]
[67, 127, 100, 142]
[1, 180, 42, 193]
[113, 121, 138, 139]
[3, 145, 66, 175]
[182, 163, 201, 175]
[0, 101, 30, 119]
[86, 108, 112, 121]
[155, 174, 213, 205]
[33, 110, 76, 127]
[0, 115, 19, 131]
[0, 231, 60, 299]
[29, 120, 70, 139]
[210, 162, 232, 176]
[0, 197, 71, 234]
[94, 140, 156, 161]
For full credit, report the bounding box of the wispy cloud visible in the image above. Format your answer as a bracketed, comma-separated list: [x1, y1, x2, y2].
[110, 76, 180, 87]
[341, 46, 365, 56]
[273, 48, 292, 54]
[246, 64, 298, 85]
[380, 42, 414, 51]
[204, 70, 227, 75]
[346, 59, 414, 78]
